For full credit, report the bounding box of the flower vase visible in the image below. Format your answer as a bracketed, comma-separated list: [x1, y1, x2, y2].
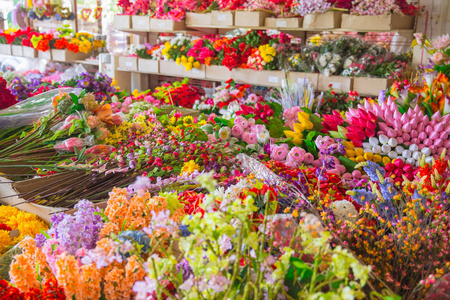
[211, 11, 234, 26]
[11, 45, 23, 57]
[0, 44, 11, 55]
[186, 12, 212, 26]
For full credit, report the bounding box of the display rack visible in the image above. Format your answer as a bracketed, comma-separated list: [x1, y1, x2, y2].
[113, 13, 417, 95]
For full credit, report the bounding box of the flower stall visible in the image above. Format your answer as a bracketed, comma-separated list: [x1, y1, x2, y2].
[1, 0, 450, 298]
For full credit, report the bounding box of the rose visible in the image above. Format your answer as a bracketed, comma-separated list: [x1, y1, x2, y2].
[247, 93, 258, 104]
[234, 116, 249, 129]
[243, 132, 257, 144]
[270, 145, 288, 161]
[287, 147, 306, 164]
[315, 135, 337, 150]
[303, 153, 315, 164]
[253, 124, 267, 134]
[231, 124, 245, 137]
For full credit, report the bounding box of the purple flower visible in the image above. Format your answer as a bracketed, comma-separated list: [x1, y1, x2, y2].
[36, 199, 102, 254]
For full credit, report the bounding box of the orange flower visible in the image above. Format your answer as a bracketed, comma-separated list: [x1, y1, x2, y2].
[93, 101, 114, 125]
[55, 253, 81, 299]
[104, 266, 127, 300]
[80, 264, 101, 300]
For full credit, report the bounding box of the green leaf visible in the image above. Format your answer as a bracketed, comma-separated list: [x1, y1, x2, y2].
[338, 156, 357, 173]
[193, 128, 208, 142]
[305, 140, 318, 158]
[301, 107, 312, 114]
[305, 131, 317, 141]
[290, 257, 313, 281]
[39, 230, 51, 239]
[69, 93, 79, 104]
[268, 102, 282, 117]
[309, 114, 323, 132]
[330, 279, 344, 290]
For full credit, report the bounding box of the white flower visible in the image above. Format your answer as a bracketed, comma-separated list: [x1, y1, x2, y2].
[257, 130, 270, 144]
[331, 200, 358, 222]
[218, 127, 231, 140]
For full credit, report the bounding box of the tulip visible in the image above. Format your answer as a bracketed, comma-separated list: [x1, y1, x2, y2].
[429, 132, 439, 140]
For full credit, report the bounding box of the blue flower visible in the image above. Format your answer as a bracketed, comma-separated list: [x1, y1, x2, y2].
[351, 189, 376, 206]
[379, 182, 397, 201]
[118, 230, 150, 257]
[179, 225, 191, 237]
[363, 161, 385, 182]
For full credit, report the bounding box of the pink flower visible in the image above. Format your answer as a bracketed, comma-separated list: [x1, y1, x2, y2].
[54, 137, 85, 152]
[231, 124, 245, 137]
[61, 114, 80, 130]
[432, 52, 449, 64]
[243, 132, 258, 144]
[208, 134, 217, 143]
[287, 147, 306, 165]
[270, 145, 288, 161]
[234, 116, 249, 129]
[414, 33, 424, 46]
[432, 34, 450, 49]
[303, 153, 315, 164]
[123, 97, 133, 108]
[253, 124, 267, 134]
[315, 135, 337, 150]
[247, 93, 258, 103]
[111, 113, 123, 126]
[97, 127, 110, 140]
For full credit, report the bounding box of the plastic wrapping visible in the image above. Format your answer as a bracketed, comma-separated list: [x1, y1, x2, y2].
[54, 136, 96, 153]
[0, 242, 22, 281]
[0, 88, 82, 129]
[288, 47, 317, 73]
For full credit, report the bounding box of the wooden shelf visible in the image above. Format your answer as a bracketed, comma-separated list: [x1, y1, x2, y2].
[75, 59, 100, 66]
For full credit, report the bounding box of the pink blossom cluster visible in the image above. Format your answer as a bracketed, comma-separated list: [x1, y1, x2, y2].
[283, 106, 302, 129]
[350, 0, 402, 15]
[290, 0, 331, 16]
[270, 144, 314, 167]
[232, 116, 270, 144]
[367, 98, 450, 160]
[217, 0, 247, 10]
[246, 0, 282, 13]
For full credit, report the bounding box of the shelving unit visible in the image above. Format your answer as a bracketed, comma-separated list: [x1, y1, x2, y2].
[113, 13, 416, 95]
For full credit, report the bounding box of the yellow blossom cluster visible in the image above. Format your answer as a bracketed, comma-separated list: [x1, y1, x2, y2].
[0, 206, 48, 255]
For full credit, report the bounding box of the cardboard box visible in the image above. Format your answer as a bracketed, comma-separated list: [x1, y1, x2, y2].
[186, 12, 212, 26]
[232, 68, 285, 87]
[51, 49, 89, 62]
[0, 44, 11, 55]
[11, 45, 23, 56]
[150, 19, 186, 31]
[138, 58, 159, 73]
[235, 11, 271, 27]
[113, 15, 132, 30]
[211, 11, 234, 26]
[132, 15, 151, 31]
[341, 14, 415, 31]
[353, 77, 394, 96]
[318, 74, 353, 93]
[118, 56, 138, 71]
[206, 65, 232, 81]
[180, 65, 206, 79]
[265, 17, 302, 28]
[38, 50, 52, 60]
[303, 11, 343, 29]
[287, 72, 319, 89]
[23, 46, 38, 58]
[159, 60, 182, 76]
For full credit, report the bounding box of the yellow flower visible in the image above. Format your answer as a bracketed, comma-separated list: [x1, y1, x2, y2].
[284, 123, 304, 146]
[176, 57, 181, 65]
[185, 62, 193, 71]
[298, 111, 314, 130]
[0, 230, 13, 255]
[181, 56, 187, 63]
[181, 160, 200, 176]
[188, 56, 194, 63]
[193, 61, 200, 69]
[183, 116, 194, 126]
